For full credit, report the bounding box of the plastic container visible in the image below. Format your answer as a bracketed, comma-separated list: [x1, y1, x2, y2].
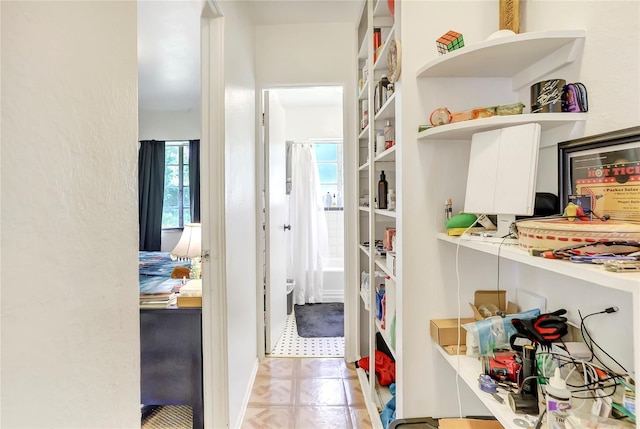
[546, 367, 571, 429]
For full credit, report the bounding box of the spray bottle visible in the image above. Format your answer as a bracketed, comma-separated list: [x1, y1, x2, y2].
[546, 367, 571, 429]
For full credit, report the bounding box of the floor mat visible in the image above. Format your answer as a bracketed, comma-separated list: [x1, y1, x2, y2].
[270, 313, 344, 357]
[294, 303, 344, 337]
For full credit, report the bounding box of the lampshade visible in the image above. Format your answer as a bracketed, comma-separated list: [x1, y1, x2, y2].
[171, 223, 202, 260]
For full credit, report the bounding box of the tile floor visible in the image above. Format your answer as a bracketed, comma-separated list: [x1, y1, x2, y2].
[270, 313, 344, 357]
[241, 357, 373, 429]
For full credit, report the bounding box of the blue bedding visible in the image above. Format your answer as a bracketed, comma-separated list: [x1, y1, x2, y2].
[139, 251, 190, 292]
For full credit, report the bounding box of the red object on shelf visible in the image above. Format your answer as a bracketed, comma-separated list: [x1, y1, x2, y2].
[387, 0, 394, 17]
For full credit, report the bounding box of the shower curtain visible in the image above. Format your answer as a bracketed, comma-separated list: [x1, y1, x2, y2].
[289, 144, 329, 305]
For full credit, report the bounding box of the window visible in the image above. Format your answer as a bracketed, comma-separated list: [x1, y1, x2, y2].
[162, 141, 191, 228]
[313, 140, 343, 208]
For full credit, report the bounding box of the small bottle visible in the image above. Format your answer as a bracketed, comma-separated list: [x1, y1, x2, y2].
[445, 199, 453, 224]
[388, 189, 396, 210]
[376, 130, 385, 156]
[384, 119, 394, 149]
[546, 368, 571, 429]
[378, 171, 388, 210]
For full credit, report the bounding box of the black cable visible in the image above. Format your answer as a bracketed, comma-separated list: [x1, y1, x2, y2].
[579, 309, 628, 373]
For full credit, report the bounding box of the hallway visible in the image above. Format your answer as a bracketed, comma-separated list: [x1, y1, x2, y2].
[241, 357, 373, 428]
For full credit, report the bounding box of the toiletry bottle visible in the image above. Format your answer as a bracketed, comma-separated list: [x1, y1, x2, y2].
[378, 171, 388, 209]
[546, 367, 571, 429]
[445, 199, 453, 224]
[384, 119, 394, 149]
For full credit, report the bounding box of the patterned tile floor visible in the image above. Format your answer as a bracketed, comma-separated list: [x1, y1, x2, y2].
[241, 357, 372, 429]
[270, 312, 345, 357]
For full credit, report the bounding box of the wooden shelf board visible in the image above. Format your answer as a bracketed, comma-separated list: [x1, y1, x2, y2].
[374, 209, 397, 218]
[435, 346, 521, 429]
[374, 92, 396, 122]
[437, 233, 638, 294]
[374, 145, 396, 162]
[417, 113, 587, 141]
[416, 30, 586, 81]
[356, 368, 384, 429]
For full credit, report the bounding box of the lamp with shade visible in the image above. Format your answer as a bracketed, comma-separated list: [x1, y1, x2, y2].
[170, 223, 202, 279]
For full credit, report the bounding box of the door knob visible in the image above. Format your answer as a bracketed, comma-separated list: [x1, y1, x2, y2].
[284, 224, 291, 231]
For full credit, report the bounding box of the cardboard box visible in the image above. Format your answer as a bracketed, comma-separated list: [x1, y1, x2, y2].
[470, 290, 518, 321]
[430, 318, 475, 346]
[439, 418, 504, 429]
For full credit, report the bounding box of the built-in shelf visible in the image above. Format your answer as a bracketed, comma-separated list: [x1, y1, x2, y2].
[437, 233, 638, 294]
[359, 125, 369, 140]
[435, 346, 522, 429]
[375, 319, 396, 359]
[374, 26, 395, 71]
[417, 113, 587, 142]
[374, 92, 396, 122]
[356, 368, 390, 429]
[359, 206, 371, 214]
[374, 145, 396, 162]
[374, 256, 395, 280]
[374, 209, 397, 218]
[416, 30, 586, 90]
[360, 244, 371, 256]
[359, 81, 369, 101]
[359, 161, 369, 171]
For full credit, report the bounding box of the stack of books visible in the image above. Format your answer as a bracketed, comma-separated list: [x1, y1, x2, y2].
[140, 278, 184, 308]
[139, 292, 177, 308]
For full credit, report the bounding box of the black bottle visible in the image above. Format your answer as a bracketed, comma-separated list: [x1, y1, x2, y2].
[378, 171, 388, 209]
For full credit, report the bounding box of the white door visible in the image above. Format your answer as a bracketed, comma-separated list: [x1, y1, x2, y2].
[264, 91, 288, 352]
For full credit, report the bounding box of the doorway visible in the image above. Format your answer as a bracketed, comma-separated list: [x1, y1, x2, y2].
[261, 86, 346, 358]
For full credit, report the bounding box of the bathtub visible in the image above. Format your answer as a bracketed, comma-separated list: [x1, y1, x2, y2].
[322, 257, 344, 303]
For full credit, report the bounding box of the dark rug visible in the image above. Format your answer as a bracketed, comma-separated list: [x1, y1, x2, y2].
[294, 303, 344, 338]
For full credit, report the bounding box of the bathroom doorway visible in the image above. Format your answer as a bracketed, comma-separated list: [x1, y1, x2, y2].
[262, 86, 345, 357]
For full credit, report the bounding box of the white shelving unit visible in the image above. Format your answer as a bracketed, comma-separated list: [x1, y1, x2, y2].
[410, 28, 638, 427]
[356, 0, 399, 427]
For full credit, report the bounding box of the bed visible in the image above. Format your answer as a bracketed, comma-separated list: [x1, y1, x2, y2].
[139, 251, 190, 294]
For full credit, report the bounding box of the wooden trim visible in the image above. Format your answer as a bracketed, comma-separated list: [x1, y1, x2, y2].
[200, 3, 229, 428]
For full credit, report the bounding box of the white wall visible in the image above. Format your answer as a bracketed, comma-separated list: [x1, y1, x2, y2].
[325, 210, 345, 259]
[398, 0, 639, 420]
[284, 105, 343, 142]
[138, 109, 201, 141]
[220, 1, 259, 427]
[1, 2, 139, 427]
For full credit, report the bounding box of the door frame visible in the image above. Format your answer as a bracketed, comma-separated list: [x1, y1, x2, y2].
[256, 85, 354, 359]
[201, 1, 229, 427]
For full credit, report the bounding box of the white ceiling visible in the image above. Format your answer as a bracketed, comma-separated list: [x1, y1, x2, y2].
[137, 0, 362, 112]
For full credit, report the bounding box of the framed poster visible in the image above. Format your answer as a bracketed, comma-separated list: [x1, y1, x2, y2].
[558, 126, 640, 222]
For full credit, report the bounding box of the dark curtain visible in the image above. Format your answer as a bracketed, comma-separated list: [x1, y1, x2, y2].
[138, 140, 165, 251]
[189, 139, 201, 223]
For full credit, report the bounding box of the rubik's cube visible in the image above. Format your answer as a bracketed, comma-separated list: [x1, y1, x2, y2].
[436, 30, 464, 55]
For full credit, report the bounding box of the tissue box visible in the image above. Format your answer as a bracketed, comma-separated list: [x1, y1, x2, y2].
[177, 279, 202, 308]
